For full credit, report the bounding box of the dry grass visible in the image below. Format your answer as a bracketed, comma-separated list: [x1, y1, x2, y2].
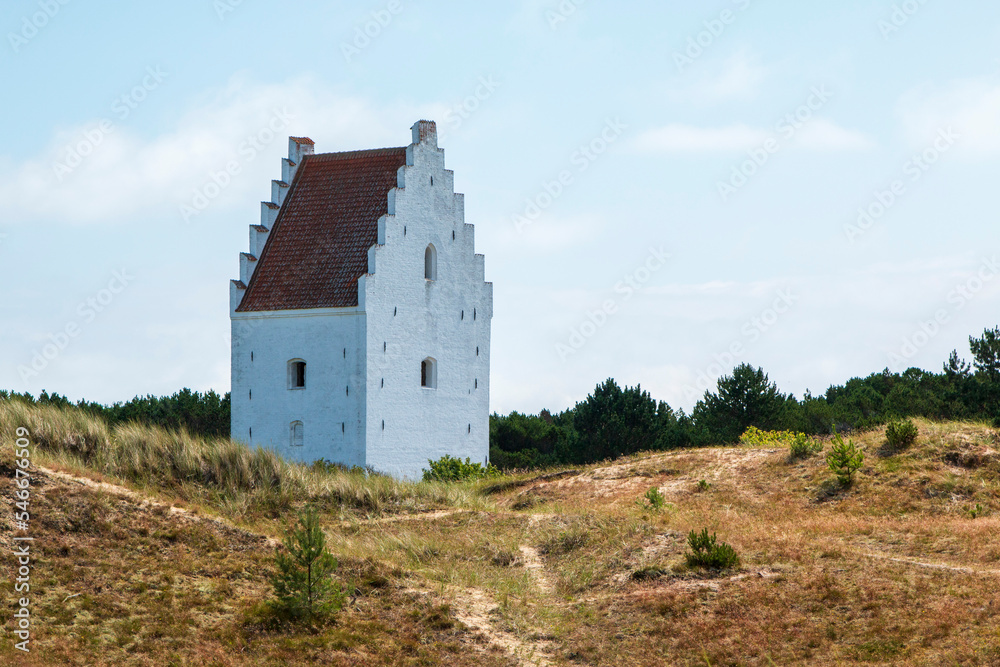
[3, 404, 1000, 665]
[0, 477, 512, 666]
[322, 418, 1000, 665]
[0, 399, 490, 528]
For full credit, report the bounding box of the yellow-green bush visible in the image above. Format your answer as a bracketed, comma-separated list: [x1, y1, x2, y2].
[739, 426, 798, 447]
[740, 426, 821, 459]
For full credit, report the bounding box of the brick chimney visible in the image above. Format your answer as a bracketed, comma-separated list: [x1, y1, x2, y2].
[289, 136, 315, 167]
[411, 120, 437, 148]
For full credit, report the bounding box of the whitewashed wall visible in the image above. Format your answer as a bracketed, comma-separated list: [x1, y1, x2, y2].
[231, 308, 367, 467]
[360, 121, 493, 479]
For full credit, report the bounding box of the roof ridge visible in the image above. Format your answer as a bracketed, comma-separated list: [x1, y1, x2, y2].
[308, 146, 407, 161]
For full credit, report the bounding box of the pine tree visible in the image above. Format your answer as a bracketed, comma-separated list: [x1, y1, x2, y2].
[692, 364, 789, 444]
[826, 430, 864, 487]
[270, 507, 345, 622]
[969, 327, 1000, 381]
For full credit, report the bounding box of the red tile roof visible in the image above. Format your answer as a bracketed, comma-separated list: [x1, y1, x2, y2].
[236, 147, 407, 312]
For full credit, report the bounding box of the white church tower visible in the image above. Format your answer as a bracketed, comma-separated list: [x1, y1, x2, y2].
[230, 121, 492, 479]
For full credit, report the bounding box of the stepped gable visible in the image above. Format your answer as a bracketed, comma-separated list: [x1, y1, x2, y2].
[237, 145, 408, 311]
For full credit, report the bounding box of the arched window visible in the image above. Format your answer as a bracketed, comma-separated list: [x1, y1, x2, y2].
[421, 357, 438, 389]
[288, 359, 306, 389]
[290, 421, 303, 447]
[424, 244, 437, 281]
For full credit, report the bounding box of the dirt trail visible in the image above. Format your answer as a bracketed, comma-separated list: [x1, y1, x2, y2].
[41, 466, 147, 502]
[406, 583, 556, 667]
[861, 552, 1000, 576]
[340, 509, 465, 528]
[518, 545, 555, 596]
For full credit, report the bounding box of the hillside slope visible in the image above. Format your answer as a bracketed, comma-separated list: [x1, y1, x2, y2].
[2, 406, 1000, 666]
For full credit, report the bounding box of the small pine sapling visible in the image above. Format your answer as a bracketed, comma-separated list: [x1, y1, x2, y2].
[884, 419, 918, 451]
[685, 528, 740, 569]
[270, 506, 346, 623]
[826, 430, 864, 486]
[644, 486, 666, 510]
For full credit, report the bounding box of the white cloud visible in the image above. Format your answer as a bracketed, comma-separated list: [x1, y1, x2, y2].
[898, 78, 1000, 155]
[792, 118, 874, 151]
[0, 74, 444, 226]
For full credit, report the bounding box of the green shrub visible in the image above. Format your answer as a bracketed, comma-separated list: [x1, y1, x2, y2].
[643, 486, 667, 510]
[789, 433, 822, 460]
[885, 419, 918, 450]
[968, 503, 986, 519]
[826, 431, 864, 486]
[696, 479, 711, 492]
[270, 507, 346, 623]
[685, 528, 740, 569]
[422, 455, 499, 482]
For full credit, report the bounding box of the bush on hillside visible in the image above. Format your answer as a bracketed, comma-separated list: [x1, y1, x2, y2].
[422, 455, 499, 482]
[789, 433, 823, 460]
[685, 528, 739, 569]
[885, 419, 918, 451]
[826, 431, 864, 486]
[739, 426, 795, 447]
[643, 486, 667, 510]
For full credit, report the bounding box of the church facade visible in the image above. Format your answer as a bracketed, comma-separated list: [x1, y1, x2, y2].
[230, 121, 492, 479]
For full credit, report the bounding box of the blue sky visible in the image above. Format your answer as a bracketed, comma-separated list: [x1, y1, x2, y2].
[2, 0, 999, 415]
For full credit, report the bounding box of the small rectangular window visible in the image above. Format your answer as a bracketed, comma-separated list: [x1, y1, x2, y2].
[421, 357, 437, 389]
[425, 245, 437, 280]
[289, 360, 306, 389]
